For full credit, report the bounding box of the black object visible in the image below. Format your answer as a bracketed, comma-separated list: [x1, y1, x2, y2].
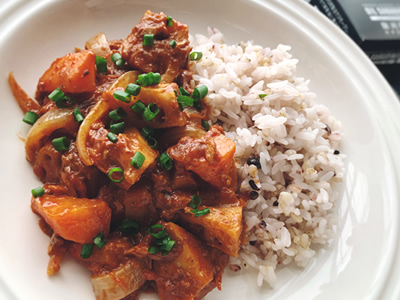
[310, 0, 400, 86]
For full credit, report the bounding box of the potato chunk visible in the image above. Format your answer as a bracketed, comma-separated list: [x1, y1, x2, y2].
[153, 222, 215, 300]
[177, 205, 243, 257]
[36, 50, 96, 97]
[168, 126, 236, 189]
[128, 83, 186, 128]
[31, 195, 111, 244]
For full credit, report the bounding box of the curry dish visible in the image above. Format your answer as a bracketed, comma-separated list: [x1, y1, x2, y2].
[9, 10, 246, 300]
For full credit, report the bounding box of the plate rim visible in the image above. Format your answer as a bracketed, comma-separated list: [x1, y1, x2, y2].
[0, 0, 400, 299]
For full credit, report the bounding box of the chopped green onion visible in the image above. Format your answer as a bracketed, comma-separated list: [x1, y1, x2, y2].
[148, 224, 167, 239]
[189, 51, 203, 61]
[23, 111, 39, 125]
[189, 195, 202, 209]
[166, 16, 173, 26]
[111, 53, 121, 61]
[192, 85, 208, 101]
[109, 107, 126, 122]
[258, 94, 267, 98]
[55, 96, 76, 108]
[108, 167, 124, 183]
[111, 52, 125, 67]
[136, 72, 161, 86]
[163, 240, 175, 252]
[137, 72, 153, 86]
[131, 151, 145, 169]
[179, 86, 190, 96]
[95, 56, 108, 74]
[31, 186, 44, 198]
[73, 107, 84, 124]
[170, 40, 176, 48]
[125, 83, 141, 96]
[201, 120, 210, 131]
[93, 232, 107, 249]
[146, 136, 158, 149]
[107, 132, 118, 143]
[131, 100, 146, 114]
[80, 244, 94, 259]
[143, 34, 154, 46]
[159, 152, 172, 170]
[191, 208, 210, 217]
[152, 73, 161, 85]
[140, 126, 155, 139]
[52, 136, 70, 151]
[143, 103, 159, 122]
[156, 235, 171, 246]
[120, 219, 140, 234]
[148, 246, 159, 255]
[48, 87, 64, 102]
[194, 101, 202, 110]
[147, 224, 175, 256]
[110, 122, 124, 134]
[177, 95, 194, 107]
[113, 90, 131, 103]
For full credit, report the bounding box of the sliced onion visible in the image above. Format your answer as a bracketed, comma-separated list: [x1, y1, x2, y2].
[159, 125, 206, 148]
[108, 70, 139, 90]
[25, 107, 78, 162]
[85, 32, 111, 57]
[76, 71, 139, 166]
[76, 100, 108, 166]
[91, 259, 146, 300]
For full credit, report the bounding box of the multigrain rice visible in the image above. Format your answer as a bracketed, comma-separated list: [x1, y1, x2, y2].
[189, 28, 345, 287]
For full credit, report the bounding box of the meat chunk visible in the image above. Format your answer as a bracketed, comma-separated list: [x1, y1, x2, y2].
[121, 10, 192, 83]
[86, 125, 158, 190]
[98, 181, 158, 227]
[151, 167, 193, 219]
[69, 236, 132, 274]
[60, 142, 105, 198]
[168, 126, 236, 189]
[36, 50, 96, 99]
[122, 181, 158, 227]
[172, 162, 197, 190]
[31, 194, 111, 244]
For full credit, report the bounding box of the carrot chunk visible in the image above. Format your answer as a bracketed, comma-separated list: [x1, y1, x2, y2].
[31, 194, 111, 244]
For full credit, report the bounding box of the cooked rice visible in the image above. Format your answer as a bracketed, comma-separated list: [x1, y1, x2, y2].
[189, 28, 345, 287]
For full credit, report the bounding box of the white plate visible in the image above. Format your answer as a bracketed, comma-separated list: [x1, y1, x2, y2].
[1, 0, 400, 299]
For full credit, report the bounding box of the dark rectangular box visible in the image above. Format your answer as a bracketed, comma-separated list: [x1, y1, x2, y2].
[310, 0, 400, 85]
